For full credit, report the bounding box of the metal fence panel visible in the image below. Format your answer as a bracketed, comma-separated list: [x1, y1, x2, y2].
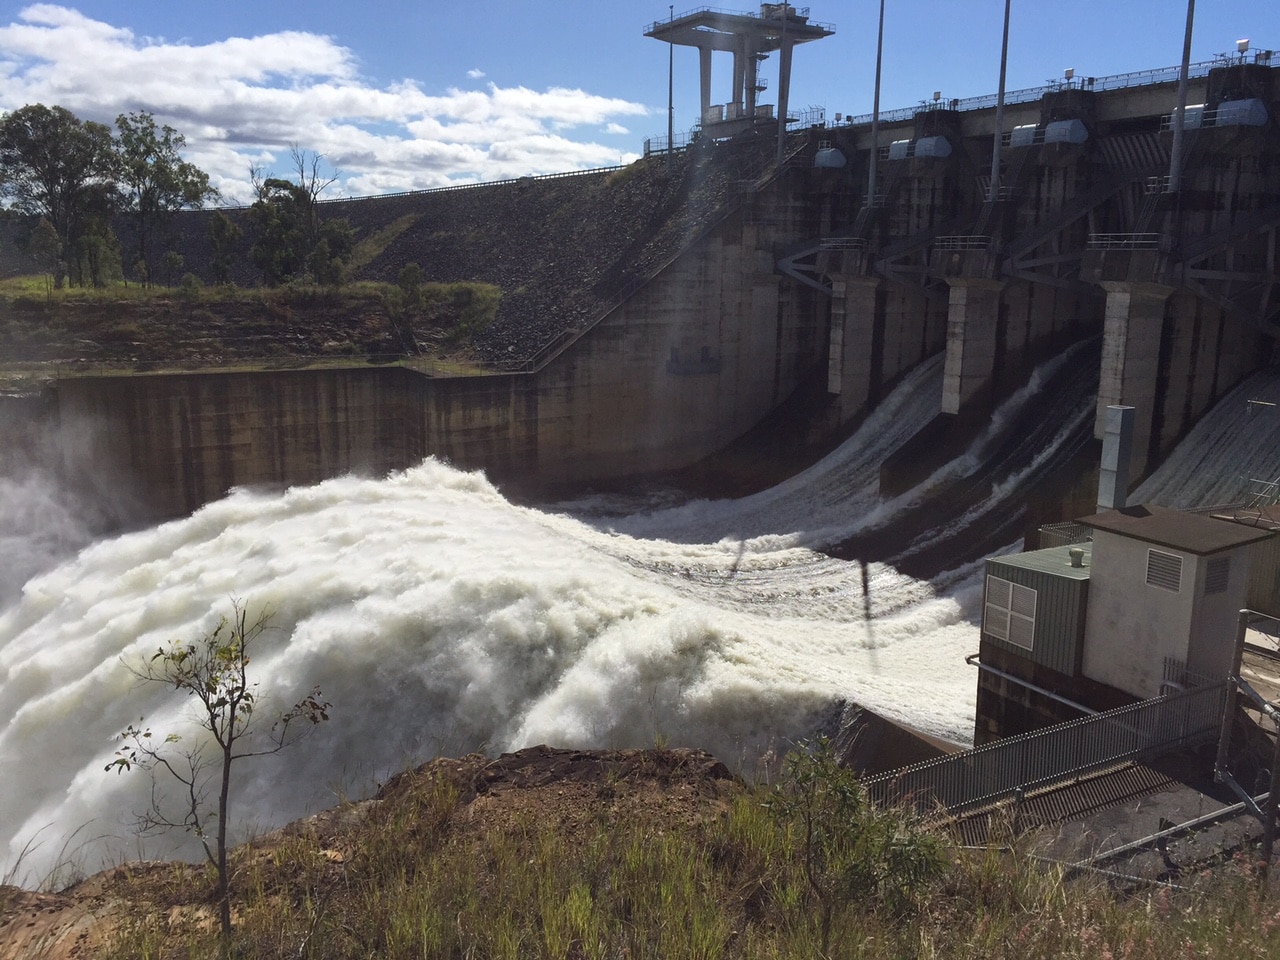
[867, 683, 1227, 815]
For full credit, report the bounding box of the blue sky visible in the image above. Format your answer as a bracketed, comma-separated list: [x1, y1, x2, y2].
[0, 1, 1275, 201]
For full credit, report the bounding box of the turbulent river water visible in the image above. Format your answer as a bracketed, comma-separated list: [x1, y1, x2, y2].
[1, 349, 1275, 885]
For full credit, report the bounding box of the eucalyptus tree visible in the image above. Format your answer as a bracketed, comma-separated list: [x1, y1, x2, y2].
[0, 104, 116, 286]
[114, 111, 218, 286]
[248, 148, 352, 286]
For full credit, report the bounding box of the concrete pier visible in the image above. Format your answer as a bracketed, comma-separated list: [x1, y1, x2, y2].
[1096, 281, 1173, 472]
[826, 274, 880, 405]
[941, 279, 1004, 416]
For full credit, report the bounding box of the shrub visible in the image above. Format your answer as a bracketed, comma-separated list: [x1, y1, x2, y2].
[767, 738, 947, 953]
[178, 272, 203, 300]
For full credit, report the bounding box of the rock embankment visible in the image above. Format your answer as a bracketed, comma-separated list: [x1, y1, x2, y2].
[0, 136, 781, 367]
[345, 142, 766, 363]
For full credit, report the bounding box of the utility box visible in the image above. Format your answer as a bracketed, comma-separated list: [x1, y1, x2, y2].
[1078, 505, 1271, 699]
[975, 504, 1274, 743]
[983, 544, 1091, 677]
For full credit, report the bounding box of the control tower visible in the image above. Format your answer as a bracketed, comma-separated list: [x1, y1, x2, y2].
[646, 4, 834, 146]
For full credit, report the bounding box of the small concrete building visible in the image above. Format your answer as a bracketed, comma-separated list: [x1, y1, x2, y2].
[1080, 505, 1272, 699]
[975, 504, 1273, 743]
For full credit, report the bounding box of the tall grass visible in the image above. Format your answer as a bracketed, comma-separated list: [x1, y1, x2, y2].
[0, 274, 495, 314]
[91, 749, 1280, 960]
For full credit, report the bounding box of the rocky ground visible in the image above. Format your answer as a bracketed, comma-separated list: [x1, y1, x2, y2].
[0, 290, 459, 373]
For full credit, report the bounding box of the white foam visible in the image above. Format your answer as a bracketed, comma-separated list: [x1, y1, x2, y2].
[0, 456, 983, 885]
[1, 345, 1111, 885]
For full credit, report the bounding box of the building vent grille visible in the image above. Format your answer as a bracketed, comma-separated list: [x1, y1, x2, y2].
[984, 575, 1037, 650]
[1205, 556, 1230, 594]
[1146, 549, 1183, 592]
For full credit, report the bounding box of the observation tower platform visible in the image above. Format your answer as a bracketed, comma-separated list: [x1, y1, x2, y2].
[645, 4, 835, 143]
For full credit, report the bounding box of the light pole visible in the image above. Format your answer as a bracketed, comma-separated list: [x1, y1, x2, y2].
[667, 4, 674, 167]
[988, 0, 1012, 203]
[866, 0, 886, 210]
[1168, 0, 1195, 193]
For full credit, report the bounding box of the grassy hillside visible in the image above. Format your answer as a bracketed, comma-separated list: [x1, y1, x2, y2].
[2, 744, 1277, 960]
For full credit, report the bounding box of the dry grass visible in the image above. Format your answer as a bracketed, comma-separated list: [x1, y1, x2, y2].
[0, 275, 502, 379]
[80, 746, 1280, 960]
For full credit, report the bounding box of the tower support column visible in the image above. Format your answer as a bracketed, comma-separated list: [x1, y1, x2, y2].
[732, 39, 747, 113]
[699, 47, 712, 119]
[775, 38, 794, 162]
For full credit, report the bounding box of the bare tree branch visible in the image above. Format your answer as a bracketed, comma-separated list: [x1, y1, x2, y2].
[106, 600, 330, 945]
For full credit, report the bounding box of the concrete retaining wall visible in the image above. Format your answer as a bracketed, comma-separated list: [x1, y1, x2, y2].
[49, 198, 828, 519]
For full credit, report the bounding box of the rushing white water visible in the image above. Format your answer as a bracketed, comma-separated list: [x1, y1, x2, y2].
[575, 344, 1097, 557]
[0, 467, 983, 885]
[560, 357, 948, 547]
[0, 346, 1108, 886]
[1134, 366, 1280, 507]
[0, 468, 97, 605]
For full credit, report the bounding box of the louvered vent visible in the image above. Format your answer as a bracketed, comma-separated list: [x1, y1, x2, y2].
[1205, 556, 1230, 594]
[1146, 549, 1183, 592]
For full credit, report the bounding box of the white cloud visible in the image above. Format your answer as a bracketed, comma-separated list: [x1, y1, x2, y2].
[467, 68, 485, 80]
[0, 4, 647, 199]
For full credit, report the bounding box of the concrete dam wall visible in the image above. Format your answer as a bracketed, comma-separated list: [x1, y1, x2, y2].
[49, 206, 836, 517]
[17, 58, 1280, 523]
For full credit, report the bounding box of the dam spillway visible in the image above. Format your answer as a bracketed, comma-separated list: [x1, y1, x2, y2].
[2, 345, 1276, 885]
[3, 54, 1276, 527]
[4, 42, 1280, 887]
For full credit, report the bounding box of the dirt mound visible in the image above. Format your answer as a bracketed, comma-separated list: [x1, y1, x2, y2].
[0, 746, 740, 960]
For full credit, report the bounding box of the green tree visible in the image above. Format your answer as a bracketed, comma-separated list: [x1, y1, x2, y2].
[398, 262, 423, 308]
[247, 149, 352, 286]
[161, 249, 184, 286]
[208, 211, 243, 284]
[114, 111, 217, 286]
[26, 217, 62, 292]
[107, 602, 330, 945]
[0, 104, 117, 287]
[248, 176, 309, 284]
[70, 212, 123, 287]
